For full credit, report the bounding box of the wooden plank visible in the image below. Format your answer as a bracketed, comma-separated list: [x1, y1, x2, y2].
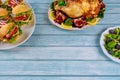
[34, 24, 118, 35]
[106, 4, 120, 14]
[0, 61, 119, 75]
[0, 47, 107, 60]
[22, 35, 99, 46]
[0, 0, 119, 79]
[35, 14, 120, 25]
[31, 4, 120, 14]
[0, 76, 119, 80]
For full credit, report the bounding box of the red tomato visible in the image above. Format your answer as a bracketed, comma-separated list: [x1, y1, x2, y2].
[6, 27, 18, 39]
[15, 14, 28, 21]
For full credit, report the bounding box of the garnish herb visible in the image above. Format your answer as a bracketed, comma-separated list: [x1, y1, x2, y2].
[50, 2, 54, 10]
[64, 18, 73, 26]
[58, 0, 67, 6]
[98, 8, 105, 18]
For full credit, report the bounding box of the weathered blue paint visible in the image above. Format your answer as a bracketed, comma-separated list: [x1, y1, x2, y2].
[0, 0, 120, 80]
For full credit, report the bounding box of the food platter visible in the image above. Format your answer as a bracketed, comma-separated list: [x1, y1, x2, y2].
[0, 0, 36, 50]
[100, 26, 120, 63]
[48, 0, 105, 30]
[48, 8, 100, 31]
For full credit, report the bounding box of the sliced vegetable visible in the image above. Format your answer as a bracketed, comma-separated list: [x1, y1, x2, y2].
[14, 10, 33, 26]
[87, 18, 98, 26]
[61, 23, 72, 29]
[15, 14, 28, 21]
[8, 27, 22, 43]
[48, 11, 55, 20]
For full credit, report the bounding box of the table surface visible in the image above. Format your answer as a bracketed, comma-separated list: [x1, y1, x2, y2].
[0, 0, 120, 80]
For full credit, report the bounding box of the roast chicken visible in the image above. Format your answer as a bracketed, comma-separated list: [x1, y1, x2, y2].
[54, 0, 101, 18]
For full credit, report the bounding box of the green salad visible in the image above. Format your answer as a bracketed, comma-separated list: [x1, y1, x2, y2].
[104, 27, 120, 58]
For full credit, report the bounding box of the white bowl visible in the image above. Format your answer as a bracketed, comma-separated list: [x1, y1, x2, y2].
[100, 26, 120, 63]
[48, 8, 100, 31]
[0, 1, 36, 50]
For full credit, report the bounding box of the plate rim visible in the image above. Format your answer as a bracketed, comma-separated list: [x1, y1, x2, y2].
[0, 0, 36, 50]
[100, 26, 120, 63]
[48, 8, 101, 31]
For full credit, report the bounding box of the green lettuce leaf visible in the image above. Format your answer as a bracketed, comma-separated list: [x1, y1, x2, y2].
[107, 41, 116, 48]
[64, 18, 73, 26]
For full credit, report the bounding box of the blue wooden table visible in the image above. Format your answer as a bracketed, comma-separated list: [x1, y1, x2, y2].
[0, 0, 120, 80]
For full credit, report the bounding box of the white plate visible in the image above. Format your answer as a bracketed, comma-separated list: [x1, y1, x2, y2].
[48, 8, 100, 31]
[0, 1, 36, 50]
[100, 26, 120, 63]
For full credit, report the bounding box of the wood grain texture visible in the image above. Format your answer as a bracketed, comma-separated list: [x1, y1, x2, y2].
[33, 24, 117, 35]
[0, 47, 107, 60]
[0, 61, 119, 75]
[0, 77, 120, 80]
[22, 35, 99, 46]
[0, 0, 120, 79]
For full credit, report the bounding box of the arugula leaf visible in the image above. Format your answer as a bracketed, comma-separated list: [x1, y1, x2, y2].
[113, 50, 120, 58]
[64, 18, 73, 26]
[105, 34, 112, 38]
[58, 0, 67, 6]
[98, 9, 105, 18]
[107, 41, 116, 48]
[50, 2, 54, 10]
[115, 28, 120, 35]
[117, 36, 120, 41]
[104, 44, 112, 51]
[111, 34, 118, 39]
